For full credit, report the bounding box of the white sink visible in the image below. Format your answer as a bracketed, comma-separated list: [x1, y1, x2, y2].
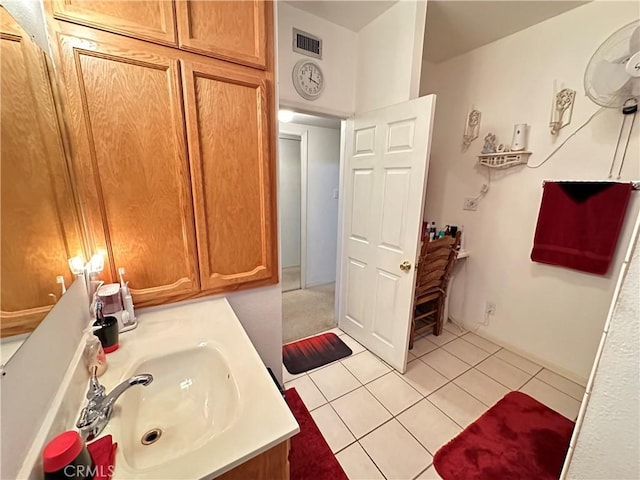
[118, 346, 240, 471]
[90, 298, 298, 479]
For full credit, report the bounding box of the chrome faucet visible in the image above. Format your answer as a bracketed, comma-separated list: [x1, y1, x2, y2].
[77, 367, 153, 440]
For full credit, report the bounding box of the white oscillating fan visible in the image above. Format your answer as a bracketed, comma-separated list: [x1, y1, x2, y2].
[584, 20, 639, 177]
[585, 20, 640, 109]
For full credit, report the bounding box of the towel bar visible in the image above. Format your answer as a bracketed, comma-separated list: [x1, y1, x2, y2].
[541, 180, 640, 190]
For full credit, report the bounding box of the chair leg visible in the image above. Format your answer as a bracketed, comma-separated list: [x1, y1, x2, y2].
[409, 317, 415, 350]
[433, 296, 445, 336]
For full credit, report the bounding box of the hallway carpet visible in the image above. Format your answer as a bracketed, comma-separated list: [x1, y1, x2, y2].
[433, 391, 574, 480]
[285, 388, 348, 480]
[283, 283, 336, 343]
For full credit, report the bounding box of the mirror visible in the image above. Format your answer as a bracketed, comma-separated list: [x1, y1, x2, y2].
[0, 6, 86, 359]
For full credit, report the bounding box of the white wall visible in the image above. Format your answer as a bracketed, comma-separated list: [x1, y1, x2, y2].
[566, 217, 639, 479]
[278, 136, 302, 268]
[280, 121, 341, 287]
[356, 0, 427, 112]
[277, 3, 357, 117]
[421, 1, 640, 382]
[1, 0, 50, 54]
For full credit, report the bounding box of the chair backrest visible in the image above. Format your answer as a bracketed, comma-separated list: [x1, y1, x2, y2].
[414, 231, 462, 299]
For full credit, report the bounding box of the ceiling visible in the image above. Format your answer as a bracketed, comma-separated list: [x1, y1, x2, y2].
[284, 0, 397, 32]
[424, 1, 589, 63]
[282, 111, 343, 129]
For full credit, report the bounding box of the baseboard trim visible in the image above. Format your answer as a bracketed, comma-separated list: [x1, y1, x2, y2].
[448, 318, 588, 387]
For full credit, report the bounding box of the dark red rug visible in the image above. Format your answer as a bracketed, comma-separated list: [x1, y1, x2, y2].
[283, 332, 352, 374]
[285, 388, 348, 480]
[434, 391, 575, 480]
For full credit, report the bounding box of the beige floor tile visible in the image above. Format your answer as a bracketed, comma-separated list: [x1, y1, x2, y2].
[461, 332, 501, 353]
[342, 351, 391, 384]
[494, 349, 542, 375]
[428, 383, 488, 428]
[401, 359, 449, 396]
[442, 337, 492, 366]
[310, 404, 356, 453]
[397, 399, 462, 454]
[366, 371, 423, 416]
[332, 387, 392, 438]
[520, 378, 581, 420]
[411, 336, 439, 357]
[416, 465, 444, 479]
[476, 355, 532, 390]
[420, 348, 471, 380]
[326, 327, 346, 336]
[340, 334, 366, 354]
[453, 368, 510, 407]
[336, 442, 385, 480]
[282, 365, 306, 384]
[443, 321, 466, 337]
[535, 368, 585, 400]
[285, 375, 326, 411]
[424, 329, 457, 346]
[309, 362, 361, 401]
[360, 419, 433, 480]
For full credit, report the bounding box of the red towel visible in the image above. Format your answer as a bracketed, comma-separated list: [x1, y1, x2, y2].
[531, 181, 632, 275]
[87, 435, 117, 480]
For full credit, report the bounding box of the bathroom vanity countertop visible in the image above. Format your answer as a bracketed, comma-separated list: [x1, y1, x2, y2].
[94, 298, 299, 479]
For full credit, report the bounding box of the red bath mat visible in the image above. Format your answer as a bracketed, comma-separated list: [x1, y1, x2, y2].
[285, 388, 348, 480]
[283, 332, 352, 374]
[434, 391, 575, 480]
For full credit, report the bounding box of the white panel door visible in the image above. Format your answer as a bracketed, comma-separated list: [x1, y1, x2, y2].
[338, 95, 436, 372]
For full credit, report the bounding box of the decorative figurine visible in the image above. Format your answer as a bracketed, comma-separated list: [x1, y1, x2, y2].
[481, 133, 497, 154]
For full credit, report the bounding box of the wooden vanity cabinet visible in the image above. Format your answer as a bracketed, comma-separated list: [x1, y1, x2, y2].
[50, 0, 178, 46]
[52, 19, 277, 307]
[50, 0, 269, 69]
[0, 8, 85, 336]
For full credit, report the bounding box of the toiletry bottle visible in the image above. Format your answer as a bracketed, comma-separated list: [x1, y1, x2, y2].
[430, 222, 437, 240]
[118, 268, 136, 328]
[83, 330, 107, 376]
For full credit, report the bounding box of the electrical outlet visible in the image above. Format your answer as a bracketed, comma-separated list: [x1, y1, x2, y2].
[485, 301, 496, 316]
[463, 197, 478, 211]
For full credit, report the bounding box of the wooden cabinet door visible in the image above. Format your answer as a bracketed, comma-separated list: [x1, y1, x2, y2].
[175, 0, 269, 69]
[0, 8, 85, 336]
[51, 0, 177, 46]
[182, 59, 278, 292]
[55, 26, 199, 306]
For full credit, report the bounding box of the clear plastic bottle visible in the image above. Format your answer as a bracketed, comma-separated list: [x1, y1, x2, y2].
[83, 330, 108, 377]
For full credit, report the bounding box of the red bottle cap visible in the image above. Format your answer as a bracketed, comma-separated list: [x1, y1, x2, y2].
[104, 342, 119, 353]
[42, 430, 84, 472]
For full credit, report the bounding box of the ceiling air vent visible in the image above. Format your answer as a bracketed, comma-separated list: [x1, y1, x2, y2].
[292, 28, 322, 59]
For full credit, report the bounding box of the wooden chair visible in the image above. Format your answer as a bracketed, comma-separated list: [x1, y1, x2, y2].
[409, 231, 461, 349]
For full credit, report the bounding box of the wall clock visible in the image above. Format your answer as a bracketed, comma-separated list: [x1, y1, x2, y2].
[292, 59, 324, 101]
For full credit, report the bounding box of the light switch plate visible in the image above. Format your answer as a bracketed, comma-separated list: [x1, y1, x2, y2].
[463, 197, 478, 211]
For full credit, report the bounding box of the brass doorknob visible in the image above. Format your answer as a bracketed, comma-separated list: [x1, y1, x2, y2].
[400, 261, 412, 272]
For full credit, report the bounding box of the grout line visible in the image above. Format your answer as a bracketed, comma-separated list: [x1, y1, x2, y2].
[523, 375, 584, 402]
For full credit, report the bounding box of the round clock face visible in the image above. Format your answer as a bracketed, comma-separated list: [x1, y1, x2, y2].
[292, 60, 324, 101]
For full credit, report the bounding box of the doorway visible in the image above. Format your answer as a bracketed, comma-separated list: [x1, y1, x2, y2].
[279, 133, 303, 293]
[279, 111, 342, 344]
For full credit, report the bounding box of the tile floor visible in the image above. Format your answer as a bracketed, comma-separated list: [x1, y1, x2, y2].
[283, 324, 585, 480]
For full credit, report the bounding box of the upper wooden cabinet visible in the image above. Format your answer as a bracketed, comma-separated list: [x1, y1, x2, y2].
[51, 20, 278, 307]
[49, 1, 270, 69]
[0, 9, 85, 336]
[51, 0, 177, 46]
[55, 28, 200, 306]
[175, 0, 268, 69]
[182, 60, 277, 291]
